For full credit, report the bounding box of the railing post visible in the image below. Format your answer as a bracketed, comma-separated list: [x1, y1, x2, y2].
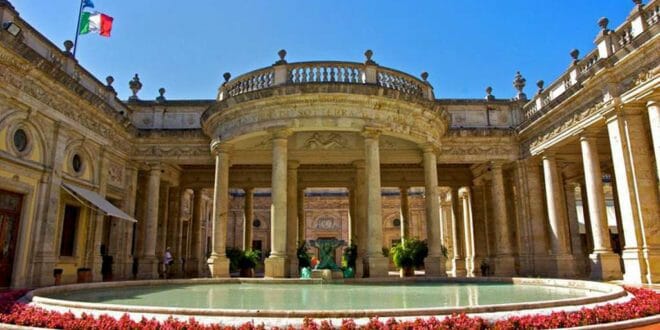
[421, 72, 435, 100]
[628, 0, 648, 37]
[273, 49, 289, 86]
[594, 17, 614, 59]
[217, 72, 230, 101]
[363, 49, 378, 84]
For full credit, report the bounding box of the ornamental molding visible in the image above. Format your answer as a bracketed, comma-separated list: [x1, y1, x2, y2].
[302, 132, 349, 150]
[439, 144, 515, 157]
[0, 62, 133, 155]
[133, 145, 210, 158]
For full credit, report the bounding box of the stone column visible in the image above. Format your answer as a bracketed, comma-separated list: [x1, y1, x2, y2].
[646, 99, 660, 193]
[490, 162, 515, 276]
[542, 155, 577, 277]
[243, 188, 254, 250]
[440, 189, 453, 270]
[166, 187, 181, 277]
[138, 163, 161, 279]
[207, 143, 231, 277]
[156, 182, 171, 262]
[353, 160, 367, 278]
[606, 108, 659, 284]
[265, 129, 290, 278]
[422, 145, 445, 276]
[451, 186, 466, 276]
[297, 188, 305, 244]
[286, 161, 299, 276]
[564, 181, 585, 275]
[524, 159, 550, 276]
[579, 181, 594, 253]
[580, 135, 622, 280]
[399, 186, 411, 239]
[362, 129, 388, 277]
[121, 165, 139, 279]
[187, 188, 204, 277]
[89, 150, 109, 282]
[349, 187, 357, 244]
[461, 189, 475, 277]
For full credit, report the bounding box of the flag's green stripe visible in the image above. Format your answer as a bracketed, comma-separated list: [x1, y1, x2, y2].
[79, 11, 91, 35]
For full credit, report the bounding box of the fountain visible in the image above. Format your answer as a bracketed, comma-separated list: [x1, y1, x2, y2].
[308, 239, 345, 280]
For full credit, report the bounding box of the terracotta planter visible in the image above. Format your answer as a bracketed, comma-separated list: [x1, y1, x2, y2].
[400, 267, 414, 277]
[239, 268, 254, 277]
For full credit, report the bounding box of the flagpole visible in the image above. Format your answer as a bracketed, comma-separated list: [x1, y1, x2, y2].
[73, 0, 84, 58]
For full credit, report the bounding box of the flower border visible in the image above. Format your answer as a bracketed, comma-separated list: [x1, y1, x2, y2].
[0, 287, 657, 329]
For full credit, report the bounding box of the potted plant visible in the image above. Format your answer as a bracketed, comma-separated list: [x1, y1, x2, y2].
[390, 238, 428, 277]
[342, 243, 357, 278]
[237, 249, 260, 277]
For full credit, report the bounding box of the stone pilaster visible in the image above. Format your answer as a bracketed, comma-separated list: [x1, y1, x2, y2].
[542, 154, 577, 277]
[450, 186, 466, 276]
[122, 165, 138, 279]
[422, 145, 445, 277]
[89, 149, 108, 282]
[564, 181, 587, 277]
[399, 186, 411, 239]
[208, 142, 231, 278]
[243, 187, 254, 250]
[580, 135, 622, 280]
[187, 188, 204, 277]
[470, 181, 488, 274]
[138, 163, 161, 279]
[31, 122, 65, 286]
[265, 129, 290, 278]
[362, 128, 388, 277]
[353, 160, 367, 278]
[606, 107, 660, 284]
[286, 160, 299, 276]
[490, 162, 516, 276]
[156, 182, 171, 264]
[646, 99, 660, 194]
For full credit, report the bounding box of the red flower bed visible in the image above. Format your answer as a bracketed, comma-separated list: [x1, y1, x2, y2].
[0, 287, 657, 329]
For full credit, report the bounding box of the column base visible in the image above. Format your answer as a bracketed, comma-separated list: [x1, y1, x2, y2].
[287, 257, 299, 278]
[424, 255, 447, 277]
[186, 258, 200, 277]
[31, 256, 57, 287]
[465, 256, 475, 277]
[354, 257, 364, 278]
[493, 255, 516, 277]
[532, 255, 554, 278]
[451, 258, 467, 277]
[264, 256, 289, 278]
[364, 255, 389, 277]
[621, 248, 660, 284]
[137, 256, 158, 280]
[589, 252, 622, 281]
[552, 254, 579, 278]
[207, 255, 230, 278]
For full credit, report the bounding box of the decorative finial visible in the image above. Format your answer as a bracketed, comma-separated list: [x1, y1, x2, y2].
[570, 49, 580, 65]
[598, 17, 609, 31]
[513, 71, 527, 101]
[222, 72, 231, 85]
[485, 86, 495, 101]
[274, 49, 287, 65]
[128, 74, 142, 101]
[421, 72, 429, 81]
[536, 80, 544, 95]
[156, 87, 166, 102]
[63, 40, 74, 55]
[105, 75, 116, 94]
[632, 0, 642, 5]
[364, 49, 376, 65]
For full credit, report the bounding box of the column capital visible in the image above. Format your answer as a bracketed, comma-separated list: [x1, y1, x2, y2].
[541, 152, 556, 160]
[243, 187, 255, 193]
[287, 160, 300, 169]
[210, 140, 233, 155]
[147, 162, 162, 173]
[361, 126, 381, 139]
[270, 127, 292, 140]
[459, 187, 471, 199]
[419, 143, 436, 154]
[647, 99, 659, 108]
[352, 159, 366, 169]
[488, 160, 505, 171]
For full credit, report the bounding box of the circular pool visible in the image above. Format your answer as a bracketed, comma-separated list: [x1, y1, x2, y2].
[28, 277, 627, 323]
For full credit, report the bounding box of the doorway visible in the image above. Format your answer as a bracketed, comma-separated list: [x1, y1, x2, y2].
[0, 190, 23, 288]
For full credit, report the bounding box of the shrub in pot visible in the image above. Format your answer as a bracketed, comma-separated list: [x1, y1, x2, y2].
[390, 238, 428, 277]
[237, 249, 260, 277]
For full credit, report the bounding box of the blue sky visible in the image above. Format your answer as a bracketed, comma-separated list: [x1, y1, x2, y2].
[13, 1, 632, 100]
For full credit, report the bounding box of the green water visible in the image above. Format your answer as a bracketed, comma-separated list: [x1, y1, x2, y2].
[48, 283, 596, 310]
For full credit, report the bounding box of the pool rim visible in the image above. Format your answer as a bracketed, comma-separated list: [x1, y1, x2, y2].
[27, 277, 627, 318]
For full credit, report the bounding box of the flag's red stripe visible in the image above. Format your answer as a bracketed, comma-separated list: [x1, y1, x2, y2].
[100, 14, 113, 37]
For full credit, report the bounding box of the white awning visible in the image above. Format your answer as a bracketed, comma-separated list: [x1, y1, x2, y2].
[62, 183, 137, 223]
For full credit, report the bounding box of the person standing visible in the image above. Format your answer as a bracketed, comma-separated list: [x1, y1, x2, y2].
[163, 247, 174, 279]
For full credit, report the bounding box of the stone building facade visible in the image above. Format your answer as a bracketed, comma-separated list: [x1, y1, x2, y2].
[0, 0, 658, 288]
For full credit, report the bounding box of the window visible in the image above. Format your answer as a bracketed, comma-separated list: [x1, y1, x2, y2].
[13, 129, 28, 152]
[252, 219, 261, 228]
[59, 205, 79, 257]
[72, 154, 83, 173]
[393, 218, 401, 227]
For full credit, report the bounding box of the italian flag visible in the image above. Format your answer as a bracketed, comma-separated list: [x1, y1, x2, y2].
[79, 12, 113, 37]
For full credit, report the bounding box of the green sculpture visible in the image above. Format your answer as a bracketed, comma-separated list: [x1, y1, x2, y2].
[309, 239, 345, 270]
